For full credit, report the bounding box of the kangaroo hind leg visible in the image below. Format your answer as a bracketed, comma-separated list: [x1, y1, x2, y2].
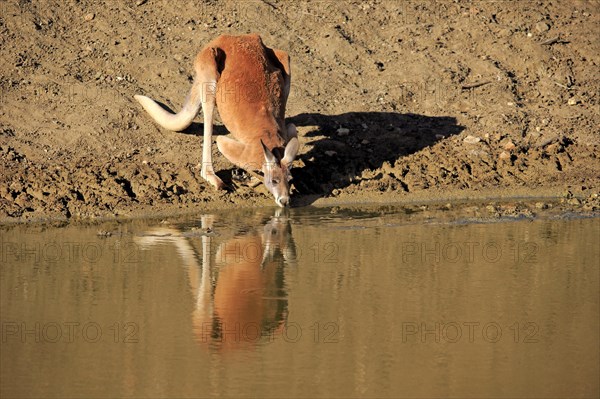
[195, 46, 225, 190]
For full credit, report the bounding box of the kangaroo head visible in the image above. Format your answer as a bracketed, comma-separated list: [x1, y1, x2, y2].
[261, 137, 299, 207]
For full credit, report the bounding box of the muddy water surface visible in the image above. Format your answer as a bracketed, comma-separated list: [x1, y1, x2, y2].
[1, 205, 598, 398]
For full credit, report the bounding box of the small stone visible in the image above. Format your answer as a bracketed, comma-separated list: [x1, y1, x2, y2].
[361, 139, 369, 145]
[337, 127, 350, 136]
[498, 28, 512, 37]
[463, 135, 481, 144]
[567, 98, 580, 105]
[507, 102, 514, 106]
[325, 150, 337, 157]
[535, 21, 550, 33]
[535, 202, 548, 209]
[567, 198, 581, 206]
[503, 140, 516, 151]
[84, 13, 95, 21]
[499, 151, 511, 160]
[435, 134, 445, 140]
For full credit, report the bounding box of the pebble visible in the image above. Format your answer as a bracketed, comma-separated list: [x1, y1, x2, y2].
[499, 151, 511, 160]
[463, 135, 481, 144]
[498, 28, 512, 37]
[503, 140, 516, 151]
[567, 98, 580, 105]
[535, 21, 550, 33]
[84, 13, 95, 22]
[325, 150, 337, 157]
[337, 128, 350, 136]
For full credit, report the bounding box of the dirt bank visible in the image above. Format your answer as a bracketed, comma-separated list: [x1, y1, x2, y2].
[1, 0, 599, 223]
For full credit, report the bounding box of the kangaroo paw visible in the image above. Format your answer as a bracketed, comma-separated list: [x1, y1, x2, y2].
[200, 168, 226, 190]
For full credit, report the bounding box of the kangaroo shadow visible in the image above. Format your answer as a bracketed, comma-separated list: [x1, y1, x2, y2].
[287, 112, 465, 205]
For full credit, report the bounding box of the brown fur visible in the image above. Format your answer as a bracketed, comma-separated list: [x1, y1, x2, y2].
[135, 34, 298, 206]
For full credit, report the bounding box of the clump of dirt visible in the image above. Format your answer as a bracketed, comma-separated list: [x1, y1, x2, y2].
[1, 1, 598, 222]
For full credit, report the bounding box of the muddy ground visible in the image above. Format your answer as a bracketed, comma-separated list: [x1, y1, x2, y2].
[1, 0, 599, 223]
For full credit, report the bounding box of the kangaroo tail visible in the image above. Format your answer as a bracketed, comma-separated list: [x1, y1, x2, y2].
[134, 81, 203, 131]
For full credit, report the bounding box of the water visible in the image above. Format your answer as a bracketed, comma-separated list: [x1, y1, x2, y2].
[1, 205, 598, 398]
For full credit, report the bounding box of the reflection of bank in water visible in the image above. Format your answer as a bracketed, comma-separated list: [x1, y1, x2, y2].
[135, 209, 296, 352]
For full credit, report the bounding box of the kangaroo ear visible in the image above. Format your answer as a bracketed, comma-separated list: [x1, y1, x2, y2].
[282, 137, 299, 166]
[261, 140, 277, 164]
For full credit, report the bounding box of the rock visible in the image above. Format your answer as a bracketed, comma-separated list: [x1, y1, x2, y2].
[499, 151, 511, 160]
[361, 139, 369, 145]
[325, 150, 337, 157]
[535, 21, 550, 33]
[84, 13, 95, 21]
[503, 140, 516, 151]
[463, 135, 481, 144]
[567, 98, 580, 105]
[337, 128, 350, 136]
[498, 28, 512, 37]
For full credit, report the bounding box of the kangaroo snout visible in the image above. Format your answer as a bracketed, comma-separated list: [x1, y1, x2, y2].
[276, 196, 290, 207]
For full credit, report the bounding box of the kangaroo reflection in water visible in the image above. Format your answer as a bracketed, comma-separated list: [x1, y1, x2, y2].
[135, 209, 297, 351]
